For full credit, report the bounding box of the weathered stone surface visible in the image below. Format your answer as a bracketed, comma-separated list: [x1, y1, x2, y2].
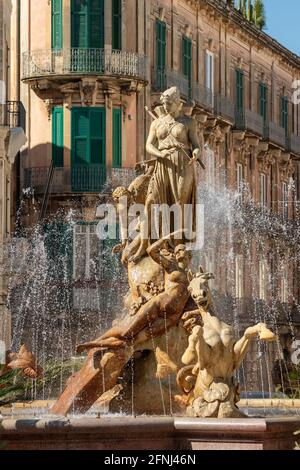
[0, 416, 299, 450]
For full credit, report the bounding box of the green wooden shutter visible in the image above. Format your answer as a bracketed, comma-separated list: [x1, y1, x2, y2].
[156, 20, 166, 90]
[280, 96, 289, 135]
[71, 0, 104, 48]
[71, 108, 106, 191]
[52, 107, 64, 168]
[112, 0, 122, 50]
[89, 0, 104, 48]
[182, 36, 192, 97]
[235, 69, 244, 128]
[90, 108, 106, 165]
[113, 108, 122, 168]
[71, 0, 88, 48]
[259, 83, 268, 122]
[236, 69, 244, 110]
[72, 108, 89, 165]
[52, 0, 62, 50]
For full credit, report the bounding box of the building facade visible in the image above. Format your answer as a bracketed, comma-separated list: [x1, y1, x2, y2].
[0, 0, 26, 354]
[7, 0, 300, 390]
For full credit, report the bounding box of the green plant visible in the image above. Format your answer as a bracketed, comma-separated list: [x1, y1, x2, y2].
[0, 359, 83, 406]
[235, 0, 266, 30]
[289, 365, 300, 399]
[0, 368, 29, 405]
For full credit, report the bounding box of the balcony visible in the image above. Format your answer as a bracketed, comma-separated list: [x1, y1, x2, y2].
[193, 83, 213, 112]
[214, 94, 235, 122]
[2, 101, 25, 129]
[151, 67, 166, 92]
[245, 109, 264, 136]
[166, 69, 189, 98]
[22, 49, 147, 82]
[23, 166, 136, 194]
[290, 133, 300, 156]
[235, 108, 264, 136]
[268, 122, 287, 148]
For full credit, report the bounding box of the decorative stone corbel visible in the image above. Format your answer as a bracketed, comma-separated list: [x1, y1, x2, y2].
[280, 153, 296, 179]
[60, 82, 79, 109]
[121, 102, 128, 122]
[158, 6, 165, 21]
[44, 99, 55, 120]
[232, 130, 250, 163]
[257, 142, 275, 172]
[79, 78, 98, 107]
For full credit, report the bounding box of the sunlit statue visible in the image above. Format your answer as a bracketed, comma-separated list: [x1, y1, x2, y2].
[51, 88, 276, 417]
[176, 269, 276, 418]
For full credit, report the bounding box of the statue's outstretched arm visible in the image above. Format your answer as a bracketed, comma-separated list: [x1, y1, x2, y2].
[233, 323, 276, 369]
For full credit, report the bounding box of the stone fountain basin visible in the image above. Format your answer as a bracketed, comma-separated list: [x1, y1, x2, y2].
[0, 400, 300, 450]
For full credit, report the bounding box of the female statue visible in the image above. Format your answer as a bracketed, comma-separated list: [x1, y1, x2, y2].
[130, 87, 202, 262]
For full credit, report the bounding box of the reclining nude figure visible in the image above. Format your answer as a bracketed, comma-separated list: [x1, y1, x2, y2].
[51, 231, 193, 415]
[76, 231, 192, 353]
[177, 270, 277, 418]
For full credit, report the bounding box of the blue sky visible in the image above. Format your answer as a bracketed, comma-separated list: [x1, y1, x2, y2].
[263, 0, 300, 56]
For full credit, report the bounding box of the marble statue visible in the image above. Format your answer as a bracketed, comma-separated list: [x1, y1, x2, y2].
[129, 87, 202, 262]
[176, 269, 276, 418]
[0, 345, 43, 379]
[51, 87, 276, 417]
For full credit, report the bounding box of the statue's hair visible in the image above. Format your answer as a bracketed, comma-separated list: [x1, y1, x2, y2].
[160, 86, 181, 105]
[112, 186, 130, 201]
[174, 244, 186, 254]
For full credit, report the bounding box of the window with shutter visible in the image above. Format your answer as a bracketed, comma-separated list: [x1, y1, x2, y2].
[280, 96, 289, 135]
[236, 69, 244, 110]
[71, 107, 106, 191]
[52, 107, 64, 168]
[112, 0, 122, 50]
[182, 36, 192, 98]
[259, 83, 268, 123]
[156, 20, 166, 91]
[51, 0, 62, 50]
[235, 69, 244, 128]
[113, 108, 122, 168]
[71, 0, 104, 48]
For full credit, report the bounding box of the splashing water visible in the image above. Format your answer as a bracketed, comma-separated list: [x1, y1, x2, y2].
[2, 165, 300, 411]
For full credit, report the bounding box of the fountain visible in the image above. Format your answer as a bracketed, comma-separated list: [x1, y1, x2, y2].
[0, 87, 300, 450]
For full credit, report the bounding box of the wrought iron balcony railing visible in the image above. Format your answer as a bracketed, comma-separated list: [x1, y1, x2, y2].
[268, 122, 287, 148]
[151, 66, 167, 92]
[166, 69, 189, 98]
[192, 83, 213, 111]
[2, 101, 25, 129]
[245, 109, 264, 136]
[290, 133, 300, 156]
[23, 166, 136, 194]
[22, 49, 147, 81]
[235, 107, 264, 136]
[213, 94, 235, 122]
